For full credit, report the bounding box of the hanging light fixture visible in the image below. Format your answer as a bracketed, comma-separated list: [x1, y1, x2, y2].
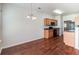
[26, 3, 37, 20]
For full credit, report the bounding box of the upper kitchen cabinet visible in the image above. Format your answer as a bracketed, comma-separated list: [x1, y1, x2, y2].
[44, 18, 57, 26]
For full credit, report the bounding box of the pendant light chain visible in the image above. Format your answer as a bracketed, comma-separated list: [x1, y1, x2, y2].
[26, 3, 37, 20]
[31, 3, 32, 20]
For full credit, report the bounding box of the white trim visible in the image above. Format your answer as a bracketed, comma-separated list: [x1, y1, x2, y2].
[75, 47, 79, 50]
[2, 37, 43, 49]
[75, 26, 79, 49]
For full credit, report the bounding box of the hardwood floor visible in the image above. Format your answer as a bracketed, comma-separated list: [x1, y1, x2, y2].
[1, 36, 79, 55]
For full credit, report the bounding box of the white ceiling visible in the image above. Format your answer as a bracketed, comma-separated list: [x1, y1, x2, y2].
[32, 3, 79, 15]
[4, 3, 79, 15]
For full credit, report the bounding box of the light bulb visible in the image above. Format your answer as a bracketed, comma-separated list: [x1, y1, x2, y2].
[26, 16, 30, 18]
[32, 16, 37, 20]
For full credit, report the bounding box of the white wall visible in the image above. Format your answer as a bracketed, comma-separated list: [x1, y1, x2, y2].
[54, 16, 61, 27]
[0, 4, 2, 41]
[0, 4, 2, 54]
[63, 13, 79, 21]
[54, 13, 79, 36]
[2, 4, 53, 48]
[54, 14, 78, 36]
[63, 13, 79, 49]
[54, 15, 63, 36]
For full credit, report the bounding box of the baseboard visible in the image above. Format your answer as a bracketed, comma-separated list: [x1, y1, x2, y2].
[2, 38, 44, 49]
[75, 46, 79, 50]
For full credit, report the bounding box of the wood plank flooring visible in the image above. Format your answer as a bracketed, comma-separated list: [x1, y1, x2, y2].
[1, 36, 79, 55]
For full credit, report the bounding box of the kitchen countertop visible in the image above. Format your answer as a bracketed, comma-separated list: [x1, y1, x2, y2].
[44, 28, 53, 30]
[44, 26, 60, 30]
[44, 28, 60, 30]
[64, 30, 75, 32]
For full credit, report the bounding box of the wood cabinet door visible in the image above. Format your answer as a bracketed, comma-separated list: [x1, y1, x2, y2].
[46, 19, 50, 25]
[44, 19, 50, 26]
[48, 19, 57, 26]
[44, 30, 49, 39]
[44, 18, 57, 26]
[49, 30, 53, 38]
[44, 30, 53, 39]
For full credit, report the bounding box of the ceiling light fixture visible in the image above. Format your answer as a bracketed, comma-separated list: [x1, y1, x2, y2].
[26, 3, 37, 20]
[53, 9, 64, 14]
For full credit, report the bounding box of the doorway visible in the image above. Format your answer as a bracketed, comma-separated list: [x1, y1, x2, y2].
[63, 20, 75, 47]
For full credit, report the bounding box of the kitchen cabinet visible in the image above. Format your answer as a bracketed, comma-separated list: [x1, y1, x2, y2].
[44, 28, 59, 39]
[44, 29, 53, 39]
[44, 18, 57, 26]
[44, 18, 59, 39]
